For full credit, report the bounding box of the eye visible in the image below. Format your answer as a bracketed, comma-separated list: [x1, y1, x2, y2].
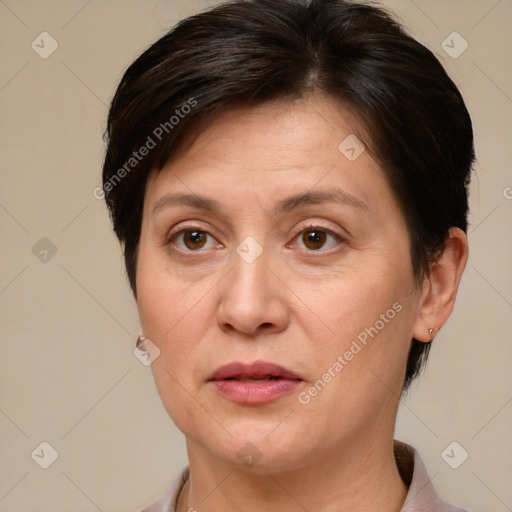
[172, 229, 220, 251]
[293, 226, 342, 251]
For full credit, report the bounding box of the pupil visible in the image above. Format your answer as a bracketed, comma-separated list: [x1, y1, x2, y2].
[185, 230, 206, 249]
[304, 230, 326, 250]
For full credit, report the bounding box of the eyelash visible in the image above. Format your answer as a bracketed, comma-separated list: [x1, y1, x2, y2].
[166, 222, 346, 254]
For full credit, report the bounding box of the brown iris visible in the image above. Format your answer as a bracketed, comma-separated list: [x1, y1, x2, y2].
[183, 230, 207, 250]
[302, 229, 327, 250]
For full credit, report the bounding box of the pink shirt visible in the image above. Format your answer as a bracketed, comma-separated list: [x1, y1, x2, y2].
[137, 441, 471, 512]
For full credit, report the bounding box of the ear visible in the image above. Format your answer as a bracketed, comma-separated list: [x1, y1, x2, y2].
[412, 227, 469, 342]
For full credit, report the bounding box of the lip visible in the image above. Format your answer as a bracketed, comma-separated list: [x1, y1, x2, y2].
[208, 361, 303, 405]
[209, 361, 302, 381]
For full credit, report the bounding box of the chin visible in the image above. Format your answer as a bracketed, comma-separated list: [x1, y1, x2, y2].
[210, 420, 310, 473]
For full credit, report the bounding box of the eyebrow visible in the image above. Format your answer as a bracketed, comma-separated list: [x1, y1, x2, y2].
[152, 193, 224, 216]
[273, 188, 369, 214]
[151, 188, 369, 216]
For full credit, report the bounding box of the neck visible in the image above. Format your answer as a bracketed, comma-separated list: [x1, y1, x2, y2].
[178, 437, 408, 512]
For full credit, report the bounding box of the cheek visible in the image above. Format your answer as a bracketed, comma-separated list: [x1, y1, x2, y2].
[136, 256, 217, 432]
[294, 254, 417, 388]
[294, 283, 415, 439]
[135, 246, 217, 380]
[298, 265, 406, 338]
[137, 239, 206, 330]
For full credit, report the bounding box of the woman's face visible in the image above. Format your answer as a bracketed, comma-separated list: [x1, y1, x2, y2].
[136, 94, 424, 472]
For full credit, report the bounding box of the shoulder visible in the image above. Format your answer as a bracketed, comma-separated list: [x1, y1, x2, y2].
[394, 440, 473, 512]
[134, 466, 189, 512]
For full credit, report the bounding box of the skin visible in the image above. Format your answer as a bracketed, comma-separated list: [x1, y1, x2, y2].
[136, 94, 468, 512]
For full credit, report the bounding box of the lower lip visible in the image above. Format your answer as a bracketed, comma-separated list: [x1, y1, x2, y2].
[211, 379, 302, 404]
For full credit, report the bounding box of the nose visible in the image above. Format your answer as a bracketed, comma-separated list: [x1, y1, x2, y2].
[216, 248, 290, 337]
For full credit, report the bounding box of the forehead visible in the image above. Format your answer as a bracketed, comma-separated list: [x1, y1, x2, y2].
[172, 96, 363, 167]
[142, 93, 398, 225]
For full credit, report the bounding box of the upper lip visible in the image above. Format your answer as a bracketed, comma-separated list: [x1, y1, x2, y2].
[208, 361, 302, 381]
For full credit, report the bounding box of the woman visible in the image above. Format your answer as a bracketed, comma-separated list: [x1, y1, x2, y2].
[102, 0, 474, 510]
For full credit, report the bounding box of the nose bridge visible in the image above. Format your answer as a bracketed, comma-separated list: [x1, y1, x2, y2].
[216, 240, 289, 335]
[229, 244, 271, 307]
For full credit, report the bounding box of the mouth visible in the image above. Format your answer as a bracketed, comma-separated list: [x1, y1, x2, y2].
[225, 376, 282, 381]
[208, 361, 302, 382]
[208, 361, 303, 404]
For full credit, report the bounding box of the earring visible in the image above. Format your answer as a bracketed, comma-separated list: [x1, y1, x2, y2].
[428, 327, 439, 340]
[136, 335, 146, 348]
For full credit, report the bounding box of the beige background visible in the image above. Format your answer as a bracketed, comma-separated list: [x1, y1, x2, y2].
[0, 0, 511, 510]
